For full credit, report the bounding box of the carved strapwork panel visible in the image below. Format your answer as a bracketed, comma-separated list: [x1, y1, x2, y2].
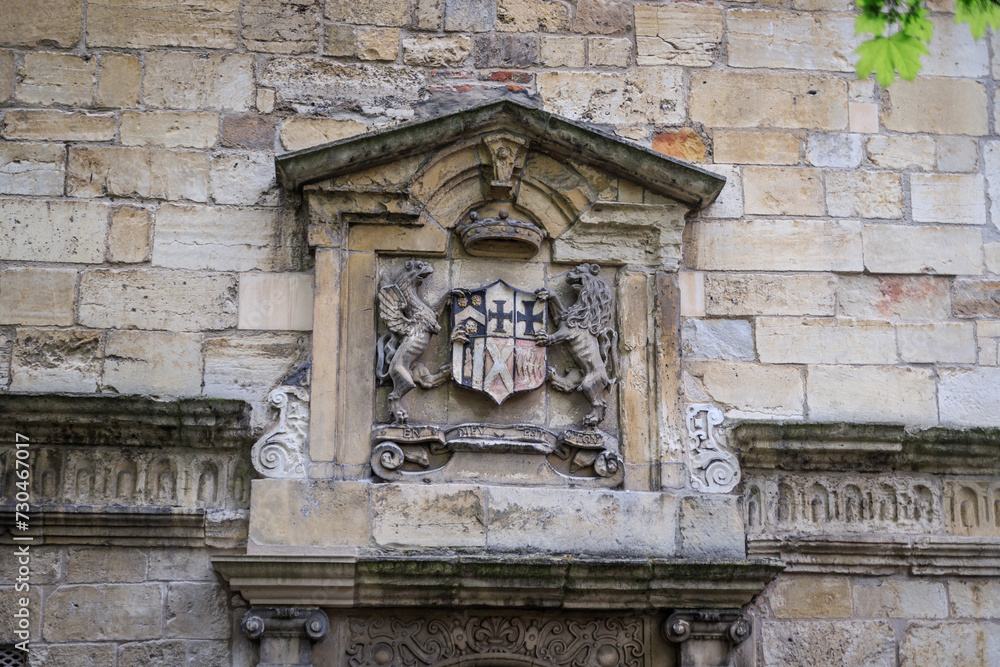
[251, 386, 311, 479]
[274, 99, 725, 490]
[685, 404, 741, 494]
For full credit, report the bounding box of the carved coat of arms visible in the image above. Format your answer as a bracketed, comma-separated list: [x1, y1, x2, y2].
[450, 280, 548, 404]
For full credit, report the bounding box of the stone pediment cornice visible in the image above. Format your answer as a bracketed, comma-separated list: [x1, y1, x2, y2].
[275, 98, 726, 211]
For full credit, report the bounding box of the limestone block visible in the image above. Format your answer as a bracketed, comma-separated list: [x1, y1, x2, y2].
[950, 581, 1000, 618]
[712, 130, 800, 165]
[937, 136, 978, 172]
[2, 110, 117, 142]
[118, 640, 189, 666]
[486, 487, 677, 557]
[678, 495, 744, 558]
[120, 111, 219, 149]
[153, 205, 292, 272]
[23, 644, 115, 667]
[221, 114, 276, 151]
[165, 583, 230, 639]
[681, 319, 754, 361]
[758, 317, 895, 364]
[0, 50, 12, 102]
[690, 71, 847, 130]
[826, 170, 903, 218]
[678, 271, 705, 317]
[0, 199, 108, 263]
[148, 549, 217, 582]
[588, 37, 631, 67]
[939, 367, 1000, 427]
[357, 27, 399, 61]
[806, 133, 862, 168]
[372, 484, 486, 548]
[43, 584, 162, 641]
[743, 167, 825, 216]
[238, 272, 314, 331]
[901, 622, 1000, 666]
[866, 135, 935, 170]
[1, 587, 42, 642]
[67, 147, 210, 202]
[21, 547, 60, 585]
[1, 0, 82, 47]
[705, 273, 836, 316]
[0, 332, 10, 389]
[762, 621, 895, 666]
[922, 18, 990, 77]
[326, 0, 408, 25]
[327, 24, 358, 58]
[651, 128, 707, 163]
[0, 267, 77, 326]
[258, 59, 423, 115]
[686, 360, 804, 419]
[854, 580, 948, 618]
[186, 641, 229, 666]
[573, 0, 631, 34]
[16, 53, 94, 106]
[849, 101, 879, 133]
[687, 219, 862, 271]
[107, 206, 153, 263]
[10, 329, 101, 393]
[770, 576, 852, 618]
[994, 31, 1000, 78]
[540, 36, 585, 66]
[78, 269, 237, 331]
[954, 280, 1000, 317]
[697, 164, 742, 219]
[249, 479, 371, 549]
[473, 33, 539, 67]
[203, 333, 304, 404]
[444, 0, 496, 31]
[66, 548, 147, 584]
[279, 117, 367, 151]
[243, 0, 319, 54]
[403, 36, 472, 66]
[415, 0, 443, 29]
[211, 152, 278, 206]
[863, 225, 983, 275]
[537, 68, 684, 127]
[883, 79, 988, 135]
[987, 243, 1000, 274]
[807, 365, 937, 424]
[497, 0, 571, 32]
[103, 331, 203, 396]
[635, 4, 723, 67]
[97, 52, 140, 107]
[87, 0, 238, 49]
[839, 275, 951, 320]
[898, 323, 975, 363]
[727, 10, 858, 72]
[0, 143, 65, 196]
[912, 174, 986, 224]
[144, 52, 254, 111]
[987, 142, 1000, 231]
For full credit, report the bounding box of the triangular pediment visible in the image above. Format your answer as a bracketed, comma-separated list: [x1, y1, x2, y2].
[276, 98, 724, 210]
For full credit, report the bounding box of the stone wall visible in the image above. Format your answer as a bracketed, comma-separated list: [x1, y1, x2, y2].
[1, 0, 998, 664]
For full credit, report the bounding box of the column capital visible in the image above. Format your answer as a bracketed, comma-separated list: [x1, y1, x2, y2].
[663, 610, 752, 667]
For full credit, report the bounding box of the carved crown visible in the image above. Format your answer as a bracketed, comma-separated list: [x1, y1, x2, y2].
[456, 209, 545, 258]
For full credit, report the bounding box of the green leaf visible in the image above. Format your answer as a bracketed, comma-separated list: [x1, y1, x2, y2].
[856, 11, 889, 35]
[854, 32, 929, 86]
[956, 0, 1000, 38]
[902, 12, 934, 41]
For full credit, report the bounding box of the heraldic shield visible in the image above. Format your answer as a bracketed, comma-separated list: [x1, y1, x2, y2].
[451, 280, 548, 404]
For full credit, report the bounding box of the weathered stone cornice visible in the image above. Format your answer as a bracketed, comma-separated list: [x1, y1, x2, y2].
[214, 554, 783, 610]
[734, 421, 1000, 474]
[275, 98, 726, 209]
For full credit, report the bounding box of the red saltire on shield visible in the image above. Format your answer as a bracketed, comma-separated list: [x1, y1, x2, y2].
[451, 280, 547, 404]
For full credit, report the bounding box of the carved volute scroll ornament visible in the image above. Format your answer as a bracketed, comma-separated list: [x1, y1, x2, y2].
[375, 260, 458, 423]
[685, 404, 741, 493]
[251, 386, 311, 479]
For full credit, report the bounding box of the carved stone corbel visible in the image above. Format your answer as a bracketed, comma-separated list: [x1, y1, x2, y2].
[481, 134, 529, 199]
[241, 607, 330, 667]
[664, 610, 752, 667]
[251, 386, 311, 479]
[685, 404, 741, 493]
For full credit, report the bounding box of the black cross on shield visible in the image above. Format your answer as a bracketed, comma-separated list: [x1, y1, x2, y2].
[451, 280, 548, 404]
